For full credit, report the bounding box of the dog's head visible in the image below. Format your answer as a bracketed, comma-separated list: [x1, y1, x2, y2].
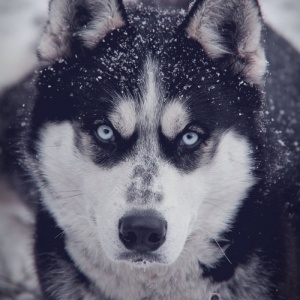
[29, 0, 265, 268]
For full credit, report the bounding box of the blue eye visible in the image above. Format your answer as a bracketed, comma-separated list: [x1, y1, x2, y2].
[96, 125, 115, 142]
[181, 132, 199, 146]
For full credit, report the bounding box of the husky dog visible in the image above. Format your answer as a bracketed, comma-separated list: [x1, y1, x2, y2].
[1, 0, 299, 299]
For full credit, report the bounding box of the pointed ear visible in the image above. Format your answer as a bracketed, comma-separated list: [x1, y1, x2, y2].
[182, 0, 266, 85]
[38, 0, 127, 64]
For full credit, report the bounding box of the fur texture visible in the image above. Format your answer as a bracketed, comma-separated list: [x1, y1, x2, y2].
[38, 0, 127, 64]
[185, 0, 266, 84]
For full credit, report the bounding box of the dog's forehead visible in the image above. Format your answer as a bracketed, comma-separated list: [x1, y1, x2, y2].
[108, 59, 190, 138]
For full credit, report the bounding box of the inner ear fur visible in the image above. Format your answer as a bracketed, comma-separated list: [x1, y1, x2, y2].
[183, 0, 266, 85]
[38, 0, 128, 64]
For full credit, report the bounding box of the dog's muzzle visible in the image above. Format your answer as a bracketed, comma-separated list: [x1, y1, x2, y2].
[118, 211, 167, 253]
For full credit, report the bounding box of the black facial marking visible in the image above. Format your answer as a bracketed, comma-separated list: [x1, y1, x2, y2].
[155, 193, 163, 202]
[127, 162, 162, 204]
[126, 183, 159, 204]
[126, 183, 138, 203]
[143, 189, 152, 203]
[133, 165, 145, 177]
[137, 163, 157, 177]
[142, 173, 153, 186]
[133, 164, 157, 185]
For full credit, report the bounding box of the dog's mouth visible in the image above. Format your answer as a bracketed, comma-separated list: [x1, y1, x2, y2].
[118, 252, 163, 267]
[132, 257, 154, 267]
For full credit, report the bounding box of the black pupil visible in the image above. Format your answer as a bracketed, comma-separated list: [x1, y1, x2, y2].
[104, 128, 110, 135]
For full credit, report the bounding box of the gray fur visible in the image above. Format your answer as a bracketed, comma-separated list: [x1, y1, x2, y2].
[186, 0, 266, 84]
[127, 164, 162, 204]
[38, 0, 126, 64]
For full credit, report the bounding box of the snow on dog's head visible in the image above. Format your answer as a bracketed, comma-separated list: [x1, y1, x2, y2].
[29, 0, 264, 269]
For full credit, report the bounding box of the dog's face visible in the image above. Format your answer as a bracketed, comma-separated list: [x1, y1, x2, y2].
[28, 0, 265, 268]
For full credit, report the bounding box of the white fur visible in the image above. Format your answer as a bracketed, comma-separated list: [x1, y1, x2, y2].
[138, 59, 162, 131]
[38, 0, 125, 64]
[161, 100, 189, 139]
[186, 0, 266, 85]
[109, 99, 136, 138]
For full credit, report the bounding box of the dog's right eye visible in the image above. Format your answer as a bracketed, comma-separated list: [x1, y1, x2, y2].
[180, 132, 199, 147]
[96, 125, 115, 143]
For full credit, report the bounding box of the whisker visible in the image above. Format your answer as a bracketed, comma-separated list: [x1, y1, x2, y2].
[59, 194, 83, 200]
[55, 231, 64, 239]
[56, 190, 81, 193]
[202, 201, 225, 209]
[192, 225, 232, 265]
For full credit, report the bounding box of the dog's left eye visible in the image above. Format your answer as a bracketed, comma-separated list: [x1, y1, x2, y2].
[96, 125, 115, 142]
[180, 132, 199, 147]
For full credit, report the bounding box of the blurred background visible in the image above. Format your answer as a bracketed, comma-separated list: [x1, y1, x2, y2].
[0, 0, 299, 94]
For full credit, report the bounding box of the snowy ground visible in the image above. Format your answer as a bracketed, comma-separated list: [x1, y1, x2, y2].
[0, 0, 299, 93]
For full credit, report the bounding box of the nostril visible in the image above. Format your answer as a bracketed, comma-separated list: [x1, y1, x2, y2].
[120, 231, 137, 244]
[148, 232, 164, 244]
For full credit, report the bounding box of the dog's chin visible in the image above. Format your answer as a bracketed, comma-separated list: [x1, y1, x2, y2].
[118, 252, 166, 269]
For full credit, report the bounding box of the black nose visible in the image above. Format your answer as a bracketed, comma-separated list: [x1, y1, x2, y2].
[119, 211, 167, 252]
